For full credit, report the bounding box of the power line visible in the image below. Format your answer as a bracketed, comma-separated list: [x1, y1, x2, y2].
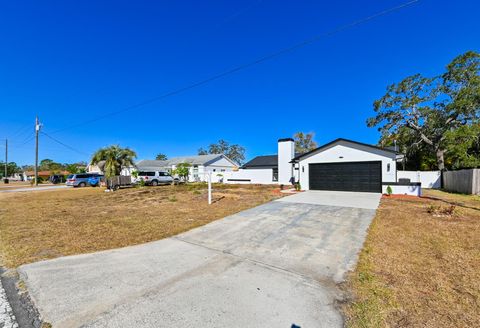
[9, 123, 33, 141]
[17, 133, 36, 147]
[40, 131, 90, 157]
[50, 0, 419, 134]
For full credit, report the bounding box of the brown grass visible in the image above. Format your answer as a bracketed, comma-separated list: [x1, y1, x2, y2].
[343, 189, 480, 328]
[0, 181, 32, 190]
[0, 184, 282, 268]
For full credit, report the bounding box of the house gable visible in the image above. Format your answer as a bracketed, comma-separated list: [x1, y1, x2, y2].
[204, 155, 238, 168]
[293, 138, 397, 162]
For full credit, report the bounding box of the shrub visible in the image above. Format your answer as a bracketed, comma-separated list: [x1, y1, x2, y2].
[386, 185, 393, 196]
[427, 204, 456, 216]
[29, 177, 44, 185]
[427, 204, 439, 214]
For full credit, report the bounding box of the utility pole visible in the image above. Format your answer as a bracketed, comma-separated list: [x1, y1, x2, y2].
[4, 139, 7, 181]
[35, 116, 40, 186]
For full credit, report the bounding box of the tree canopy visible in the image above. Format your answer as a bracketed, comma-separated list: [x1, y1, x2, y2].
[294, 132, 318, 153]
[368, 51, 480, 170]
[90, 145, 137, 178]
[0, 162, 21, 178]
[155, 153, 168, 161]
[198, 139, 245, 165]
[172, 162, 190, 182]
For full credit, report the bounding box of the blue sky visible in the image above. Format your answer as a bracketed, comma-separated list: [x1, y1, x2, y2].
[1, 0, 479, 165]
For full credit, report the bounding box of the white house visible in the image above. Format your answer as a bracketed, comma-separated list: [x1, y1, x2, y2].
[226, 137, 420, 195]
[290, 138, 398, 193]
[125, 154, 238, 182]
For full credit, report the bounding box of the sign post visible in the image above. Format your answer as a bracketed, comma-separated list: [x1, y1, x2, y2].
[208, 171, 212, 205]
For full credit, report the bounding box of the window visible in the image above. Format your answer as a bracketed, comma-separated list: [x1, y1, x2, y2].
[138, 171, 155, 176]
[213, 169, 216, 172]
[221, 169, 225, 172]
[272, 168, 278, 182]
[387, 163, 391, 172]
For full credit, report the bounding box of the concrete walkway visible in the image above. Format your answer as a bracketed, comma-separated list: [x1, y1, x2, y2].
[18, 191, 380, 328]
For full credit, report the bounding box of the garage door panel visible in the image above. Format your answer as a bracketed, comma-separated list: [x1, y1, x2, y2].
[309, 161, 381, 192]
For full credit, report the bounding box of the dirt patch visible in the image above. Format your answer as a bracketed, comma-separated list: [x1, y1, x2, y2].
[0, 184, 282, 268]
[343, 189, 480, 328]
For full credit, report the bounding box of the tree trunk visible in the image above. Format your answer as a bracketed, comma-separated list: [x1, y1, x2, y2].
[436, 148, 445, 171]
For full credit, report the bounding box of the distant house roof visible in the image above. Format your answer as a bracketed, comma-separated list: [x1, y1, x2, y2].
[242, 153, 304, 169]
[291, 138, 398, 162]
[136, 154, 238, 170]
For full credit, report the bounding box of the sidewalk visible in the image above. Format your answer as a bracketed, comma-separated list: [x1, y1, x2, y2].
[0, 278, 18, 328]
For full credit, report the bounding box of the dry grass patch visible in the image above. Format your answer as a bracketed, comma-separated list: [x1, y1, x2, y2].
[0, 184, 282, 268]
[0, 181, 33, 190]
[343, 189, 480, 328]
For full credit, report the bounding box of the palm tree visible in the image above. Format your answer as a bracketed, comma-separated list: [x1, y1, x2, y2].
[90, 145, 137, 178]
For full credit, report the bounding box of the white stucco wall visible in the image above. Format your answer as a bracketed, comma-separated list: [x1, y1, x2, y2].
[382, 184, 421, 196]
[297, 141, 397, 190]
[397, 170, 440, 189]
[222, 168, 276, 184]
[278, 139, 294, 184]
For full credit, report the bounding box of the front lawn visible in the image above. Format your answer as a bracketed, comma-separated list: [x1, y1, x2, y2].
[0, 184, 282, 268]
[343, 189, 480, 327]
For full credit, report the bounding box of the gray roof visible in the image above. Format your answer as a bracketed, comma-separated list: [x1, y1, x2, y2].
[242, 153, 304, 169]
[242, 155, 278, 168]
[136, 154, 234, 169]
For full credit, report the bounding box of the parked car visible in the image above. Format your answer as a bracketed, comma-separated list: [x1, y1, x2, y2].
[66, 173, 104, 187]
[134, 171, 177, 186]
[49, 174, 66, 184]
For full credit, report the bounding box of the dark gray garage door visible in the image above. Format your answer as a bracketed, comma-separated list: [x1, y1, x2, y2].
[309, 161, 382, 192]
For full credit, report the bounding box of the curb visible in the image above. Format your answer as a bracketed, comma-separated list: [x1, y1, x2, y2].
[0, 268, 44, 328]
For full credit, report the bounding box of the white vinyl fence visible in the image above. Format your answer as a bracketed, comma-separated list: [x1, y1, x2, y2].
[397, 170, 441, 189]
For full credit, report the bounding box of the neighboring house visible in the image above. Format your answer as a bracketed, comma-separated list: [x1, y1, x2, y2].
[87, 161, 105, 174]
[124, 154, 238, 182]
[24, 170, 70, 180]
[226, 137, 403, 193]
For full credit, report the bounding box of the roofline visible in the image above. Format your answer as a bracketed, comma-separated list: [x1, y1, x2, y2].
[290, 138, 398, 162]
[136, 154, 239, 167]
[204, 154, 239, 167]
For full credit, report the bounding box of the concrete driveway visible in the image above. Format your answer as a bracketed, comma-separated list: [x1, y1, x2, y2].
[18, 191, 380, 328]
